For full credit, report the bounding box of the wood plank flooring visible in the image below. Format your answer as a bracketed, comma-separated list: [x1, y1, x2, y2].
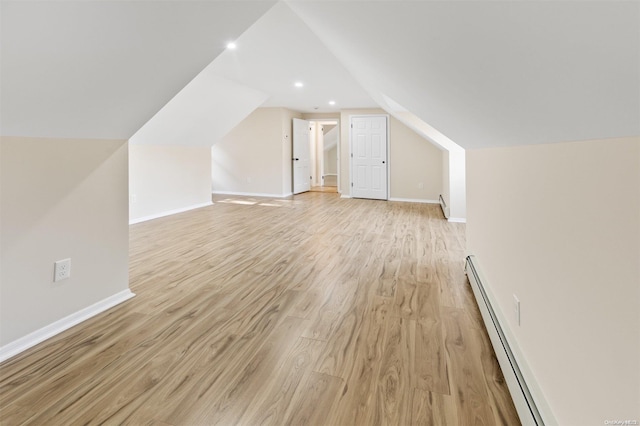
[0, 192, 520, 425]
[310, 186, 338, 193]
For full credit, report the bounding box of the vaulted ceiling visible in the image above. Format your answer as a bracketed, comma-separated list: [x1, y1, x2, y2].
[0, 1, 276, 139]
[130, 2, 378, 146]
[2, 1, 638, 149]
[288, 0, 640, 149]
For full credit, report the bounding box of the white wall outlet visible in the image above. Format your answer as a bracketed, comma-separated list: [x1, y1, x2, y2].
[418, 182, 424, 189]
[130, 194, 137, 203]
[54, 258, 71, 282]
[513, 294, 521, 326]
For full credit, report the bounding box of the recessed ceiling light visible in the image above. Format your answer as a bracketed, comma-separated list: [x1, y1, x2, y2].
[294, 82, 304, 88]
[329, 100, 336, 105]
[227, 42, 237, 50]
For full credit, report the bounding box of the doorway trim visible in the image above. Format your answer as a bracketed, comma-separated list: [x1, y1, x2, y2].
[348, 114, 390, 199]
[292, 118, 312, 195]
[309, 119, 340, 193]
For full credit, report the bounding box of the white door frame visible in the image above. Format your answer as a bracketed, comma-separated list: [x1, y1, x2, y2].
[311, 120, 340, 189]
[292, 118, 312, 194]
[309, 121, 318, 186]
[349, 114, 390, 199]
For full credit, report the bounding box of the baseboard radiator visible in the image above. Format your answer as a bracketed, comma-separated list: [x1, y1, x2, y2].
[439, 194, 450, 219]
[465, 255, 545, 426]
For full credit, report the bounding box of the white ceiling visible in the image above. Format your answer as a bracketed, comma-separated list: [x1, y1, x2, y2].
[207, 2, 377, 114]
[2, 1, 638, 149]
[129, 1, 378, 146]
[130, 73, 269, 146]
[288, 1, 640, 149]
[0, 1, 276, 139]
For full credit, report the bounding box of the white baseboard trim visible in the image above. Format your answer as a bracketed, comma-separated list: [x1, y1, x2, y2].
[129, 201, 213, 225]
[448, 217, 467, 223]
[466, 256, 553, 425]
[388, 197, 440, 204]
[212, 191, 292, 198]
[0, 289, 136, 363]
[340, 194, 352, 199]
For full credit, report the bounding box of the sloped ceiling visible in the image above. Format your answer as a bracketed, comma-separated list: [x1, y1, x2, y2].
[0, 0, 276, 139]
[288, 1, 640, 149]
[129, 74, 268, 146]
[130, 2, 377, 146]
[2, 1, 638, 149]
[207, 2, 377, 113]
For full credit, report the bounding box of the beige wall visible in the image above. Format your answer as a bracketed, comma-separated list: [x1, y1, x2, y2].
[390, 116, 443, 201]
[215, 107, 443, 200]
[212, 107, 301, 196]
[0, 137, 130, 347]
[212, 108, 283, 196]
[129, 145, 212, 222]
[340, 109, 443, 200]
[301, 113, 340, 121]
[381, 109, 466, 219]
[325, 146, 338, 174]
[466, 137, 640, 424]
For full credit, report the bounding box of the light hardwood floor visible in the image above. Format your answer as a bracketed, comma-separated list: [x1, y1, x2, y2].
[0, 192, 520, 425]
[310, 186, 338, 193]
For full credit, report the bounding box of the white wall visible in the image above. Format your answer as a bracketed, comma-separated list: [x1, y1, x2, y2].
[129, 145, 212, 223]
[212, 107, 301, 197]
[447, 149, 466, 221]
[442, 150, 450, 210]
[466, 137, 640, 425]
[0, 137, 131, 349]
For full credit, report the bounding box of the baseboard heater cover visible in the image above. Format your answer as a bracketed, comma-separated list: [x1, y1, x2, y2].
[465, 255, 545, 426]
[439, 194, 450, 218]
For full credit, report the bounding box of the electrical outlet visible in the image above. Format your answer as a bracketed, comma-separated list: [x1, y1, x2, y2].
[418, 182, 424, 189]
[54, 258, 71, 282]
[513, 294, 520, 326]
[130, 194, 137, 203]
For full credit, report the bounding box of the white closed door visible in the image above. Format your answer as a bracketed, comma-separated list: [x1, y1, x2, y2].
[293, 118, 311, 194]
[351, 116, 388, 200]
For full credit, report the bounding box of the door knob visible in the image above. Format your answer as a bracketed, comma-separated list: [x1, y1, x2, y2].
[382, 160, 386, 164]
[293, 158, 299, 161]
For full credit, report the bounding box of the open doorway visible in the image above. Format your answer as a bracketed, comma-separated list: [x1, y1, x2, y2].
[309, 120, 339, 193]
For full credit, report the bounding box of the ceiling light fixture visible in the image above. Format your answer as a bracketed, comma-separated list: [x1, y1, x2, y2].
[226, 42, 237, 50]
[294, 81, 304, 88]
[329, 100, 336, 105]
